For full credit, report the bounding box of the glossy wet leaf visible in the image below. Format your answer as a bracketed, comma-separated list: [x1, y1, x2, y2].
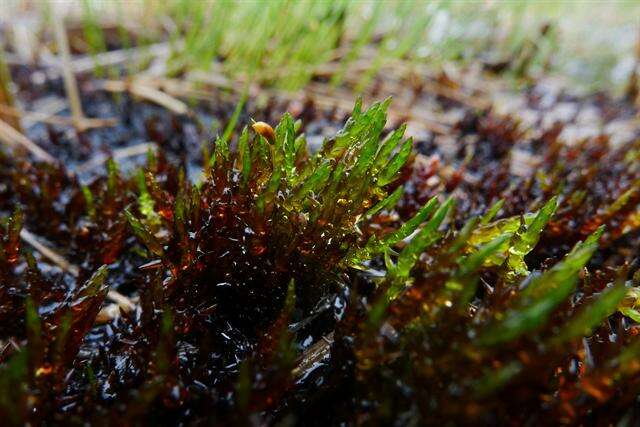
[478, 243, 598, 345]
[125, 209, 164, 256]
[552, 279, 627, 344]
[394, 196, 453, 278]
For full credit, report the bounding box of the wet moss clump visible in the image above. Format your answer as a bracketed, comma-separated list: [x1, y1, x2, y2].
[0, 99, 639, 425]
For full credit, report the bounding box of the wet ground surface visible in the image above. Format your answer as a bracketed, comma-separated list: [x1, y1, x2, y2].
[9, 63, 640, 179]
[1, 59, 639, 424]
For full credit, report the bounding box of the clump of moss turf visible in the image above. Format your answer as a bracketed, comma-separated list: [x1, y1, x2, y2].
[0, 99, 639, 425]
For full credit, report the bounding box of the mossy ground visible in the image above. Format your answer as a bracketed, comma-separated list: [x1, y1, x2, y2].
[0, 2, 640, 425]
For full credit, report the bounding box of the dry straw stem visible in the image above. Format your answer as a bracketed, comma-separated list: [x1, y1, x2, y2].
[68, 41, 172, 74]
[134, 70, 452, 136]
[19, 227, 135, 321]
[0, 118, 56, 163]
[75, 142, 157, 173]
[51, 6, 86, 130]
[0, 42, 22, 132]
[19, 228, 80, 277]
[188, 66, 453, 135]
[0, 104, 117, 130]
[101, 78, 189, 115]
[303, 84, 451, 135]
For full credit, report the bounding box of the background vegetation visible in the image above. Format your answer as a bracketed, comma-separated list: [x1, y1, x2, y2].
[1, 0, 639, 93]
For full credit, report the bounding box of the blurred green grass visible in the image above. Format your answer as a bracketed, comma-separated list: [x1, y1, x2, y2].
[1, 0, 639, 93]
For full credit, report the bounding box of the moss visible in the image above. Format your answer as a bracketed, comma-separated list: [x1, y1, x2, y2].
[0, 97, 638, 425]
